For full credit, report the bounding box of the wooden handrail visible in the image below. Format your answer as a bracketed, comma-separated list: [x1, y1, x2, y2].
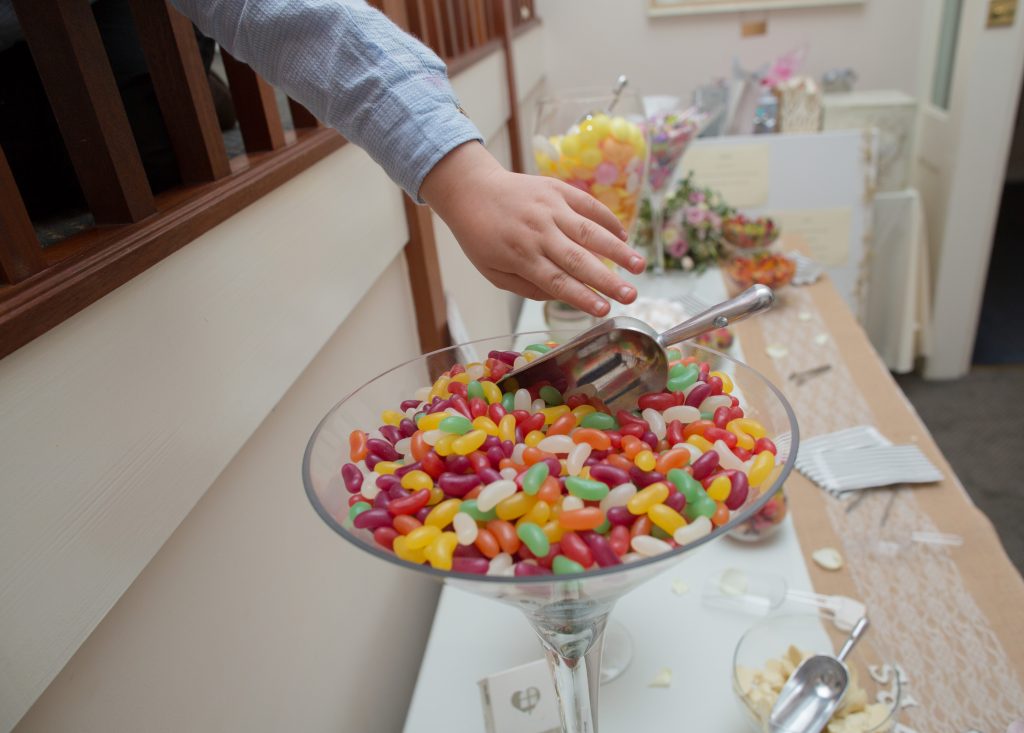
[11, 0, 156, 224]
[0, 0, 538, 360]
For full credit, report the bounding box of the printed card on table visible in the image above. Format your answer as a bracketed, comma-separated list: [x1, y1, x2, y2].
[479, 659, 560, 733]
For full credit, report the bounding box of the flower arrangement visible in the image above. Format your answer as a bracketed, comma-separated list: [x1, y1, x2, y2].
[636, 172, 737, 272]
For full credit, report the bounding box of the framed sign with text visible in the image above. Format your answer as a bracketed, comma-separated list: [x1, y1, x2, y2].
[648, 0, 863, 16]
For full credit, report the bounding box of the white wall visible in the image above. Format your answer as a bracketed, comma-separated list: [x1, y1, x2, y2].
[536, 0, 925, 103]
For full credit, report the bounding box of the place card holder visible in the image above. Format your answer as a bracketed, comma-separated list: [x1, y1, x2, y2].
[478, 659, 560, 733]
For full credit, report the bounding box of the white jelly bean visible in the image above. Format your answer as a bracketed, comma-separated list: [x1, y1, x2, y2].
[514, 388, 532, 412]
[361, 479, 382, 501]
[566, 442, 592, 476]
[698, 395, 732, 413]
[414, 386, 432, 402]
[422, 429, 442, 446]
[641, 408, 667, 440]
[663, 405, 701, 424]
[467, 364, 486, 380]
[622, 552, 644, 564]
[453, 512, 479, 545]
[477, 480, 517, 512]
[714, 440, 746, 471]
[562, 496, 585, 512]
[531, 398, 546, 413]
[511, 442, 527, 465]
[394, 437, 412, 456]
[600, 483, 637, 512]
[538, 434, 575, 454]
[487, 552, 513, 576]
[631, 535, 673, 557]
[674, 516, 712, 545]
[513, 356, 528, 369]
[500, 467, 518, 480]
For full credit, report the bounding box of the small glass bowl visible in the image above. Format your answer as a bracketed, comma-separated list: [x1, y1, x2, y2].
[733, 613, 902, 733]
[723, 215, 780, 250]
[722, 240, 796, 293]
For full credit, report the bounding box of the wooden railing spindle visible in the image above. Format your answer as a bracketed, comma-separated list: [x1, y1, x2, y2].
[288, 99, 321, 129]
[220, 51, 287, 152]
[127, 0, 231, 183]
[11, 0, 156, 224]
[0, 148, 44, 285]
[493, 0, 524, 174]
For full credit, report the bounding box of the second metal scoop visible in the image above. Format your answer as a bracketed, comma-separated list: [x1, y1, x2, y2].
[768, 616, 870, 733]
[501, 285, 775, 412]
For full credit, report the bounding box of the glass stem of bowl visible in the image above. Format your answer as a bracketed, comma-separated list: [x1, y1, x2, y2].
[526, 603, 612, 733]
[651, 192, 666, 276]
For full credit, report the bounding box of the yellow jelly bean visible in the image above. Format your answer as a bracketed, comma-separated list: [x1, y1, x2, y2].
[374, 461, 400, 475]
[589, 113, 611, 138]
[450, 372, 472, 384]
[393, 535, 426, 564]
[522, 350, 540, 363]
[572, 404, 597, 420]
[686, 435, 714, 453]
[424, 532, 458, 571]
[710, 370, 734, 394]
[429, 375, 451, 400]
[482, 381, 503, 405]
[496, 492, 536, 521]
[518, 499, 551, 527]
[648, 503, 687, 535]
[560, 134, 581, 158]
[580, 147, 603, 168]
[728, 418, 767, 440]
[748, 451, 775, 488]
[634, 449, 657, 472]
[427, 487, 445, 506]
[579, 465, 592, 480]
[524, 430, 546, 447]
[401, 470, 434, 491]
[434, 434, 457, 456]
[452, 429, 487, 456]
[381, 410, 403, 427]
[417, 412, 446, 431]
[473, 416, 499, 436]
[610, 116, 632, 142]
[498, 414, 517, 443]
[706, 475, 732, 502]
[541, 405, 571, 425]
[425, 498, 461, 528]
[627, 482, 670, 515]
[406, 524, 441, 550]
[542, 519, 565, 543]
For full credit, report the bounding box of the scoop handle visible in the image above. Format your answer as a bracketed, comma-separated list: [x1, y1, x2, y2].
[658, 285, 776, 348]
[837, 616, 870, 663]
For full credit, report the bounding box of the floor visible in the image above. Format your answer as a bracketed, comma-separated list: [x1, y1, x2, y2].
[896, 367, 1024, 574]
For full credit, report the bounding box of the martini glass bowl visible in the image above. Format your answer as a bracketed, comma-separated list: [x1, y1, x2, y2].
[303, 333, 799, 732]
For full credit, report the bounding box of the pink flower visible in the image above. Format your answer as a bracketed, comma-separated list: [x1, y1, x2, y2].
[667, 234, 690, 259]
[686, 207, 706, 226]
[689, 191, 706, 204]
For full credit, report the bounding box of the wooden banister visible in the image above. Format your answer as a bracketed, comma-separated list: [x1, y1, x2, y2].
[11, 0, 156, 224]
[0, 148, 44, 285]
[288, 99, 321, 129]
[127, 0, 231, 183]
[220, 51, 287, 152]
[493, 0, 524, 174]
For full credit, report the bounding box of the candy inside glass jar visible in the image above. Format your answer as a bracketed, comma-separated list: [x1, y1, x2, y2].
[533, 89, 650, 243]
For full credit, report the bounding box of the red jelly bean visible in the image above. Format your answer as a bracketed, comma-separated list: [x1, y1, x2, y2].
[342, 463, 363, 493]
[354, 507, 394, 530]
[380, 425, 402, 445]
[374, 527, 399, 550]
[616, 409, 646, 427]
[725, 470, 749, 510]
[620, 422, 645, 438]
[754, 437, 777, 455]
[488, 403, 507, 423]
[638, 392, 676, 411]
[515, 562, 552, 577]
[452, 557, 489, 574]
[388, 489, 430, 516]
[707, 375, 724, 395]
[691, 451, 720, 480]
[520, 412, 545, 434]
[450, 395, 472, 419]
[437, 472, 482, 497]
[684, 383, 712, 408]
[608, 526, 630, 557]
[367, 437, 400, 461]
[581, 531, 621, 567]
[469, 397, 488, 418]
[705, 426, 738, 448]
[447, 381, 468, 398]
[421, 450, 445, 479]
[399, 419, 418, 438]
[394, 461, 422, 478]
[489, 362, 510, 380]
[666, 419, 686, 446]
[713, 406, 732, 429]
[560, 532, 594, 567]
[589, 463, 631, 487]
[400, 399, 421, 412]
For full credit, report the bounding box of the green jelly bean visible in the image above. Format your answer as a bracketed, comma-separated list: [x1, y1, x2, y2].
[467, 380, 485, 401]
[539, 385, 564, 406]
[524, 343, 551, 354]
[502, 392, 515, 412]
[594, 518, 611, 535]
[565, 476, 610, 501]
[460, 499, 497, 522]
[685, 495, 719, 521]
[669, 362, 693, 378]
[668, 468, 704, 503]
[667, 348, 682, 361]
[348, 501, 371, 523]
[667, 364, 700, 393]
[651, 525, 672, 541]
[522, 462, 550, 495]
[580, 412, 618, 430]
[517, 522, 550, 558]
[439, 415, 473, 435]
[701, 412, 714, 421]
[553, 555, 586, 575]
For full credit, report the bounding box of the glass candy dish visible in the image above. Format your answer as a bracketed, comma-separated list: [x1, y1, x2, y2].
[303, 334, 799, 732]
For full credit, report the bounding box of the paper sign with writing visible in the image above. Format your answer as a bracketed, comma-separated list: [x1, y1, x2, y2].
[768, 208, 853, 266]
[680, 144, 771, 208]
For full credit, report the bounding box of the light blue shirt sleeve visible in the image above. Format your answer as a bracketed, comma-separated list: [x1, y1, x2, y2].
[170, 0, 483, 201]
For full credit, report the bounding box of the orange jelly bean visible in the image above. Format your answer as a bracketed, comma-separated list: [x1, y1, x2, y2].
[711, 504, 731, 526]
[474, 528, 501, 558]
[410, 431, 430, 462]
[393, 514, 422, 535]
[349, 430, 368, 462]
[621, 435, 644, 459]
[630, 514, 653, 538]
[655, 448, 691, 474]
[487, 519, 521, 554]
[547, 413, 577, 436]
[605, 453, 634, 472]
[572, 428, 612, 451]
[523, 447, 555, 466]
[558, 507, 605, 531]
[683, 420, 714, 439]
[537, 475, 562, 505]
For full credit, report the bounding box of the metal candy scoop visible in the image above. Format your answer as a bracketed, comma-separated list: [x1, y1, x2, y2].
[768, 616, 870, 733]
[500, 285, 775, 413]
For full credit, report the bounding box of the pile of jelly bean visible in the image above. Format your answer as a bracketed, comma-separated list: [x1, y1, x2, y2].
[342, 345, 779, 576]
[533, 113, 647, 230]
[647, 110, 702, 194]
